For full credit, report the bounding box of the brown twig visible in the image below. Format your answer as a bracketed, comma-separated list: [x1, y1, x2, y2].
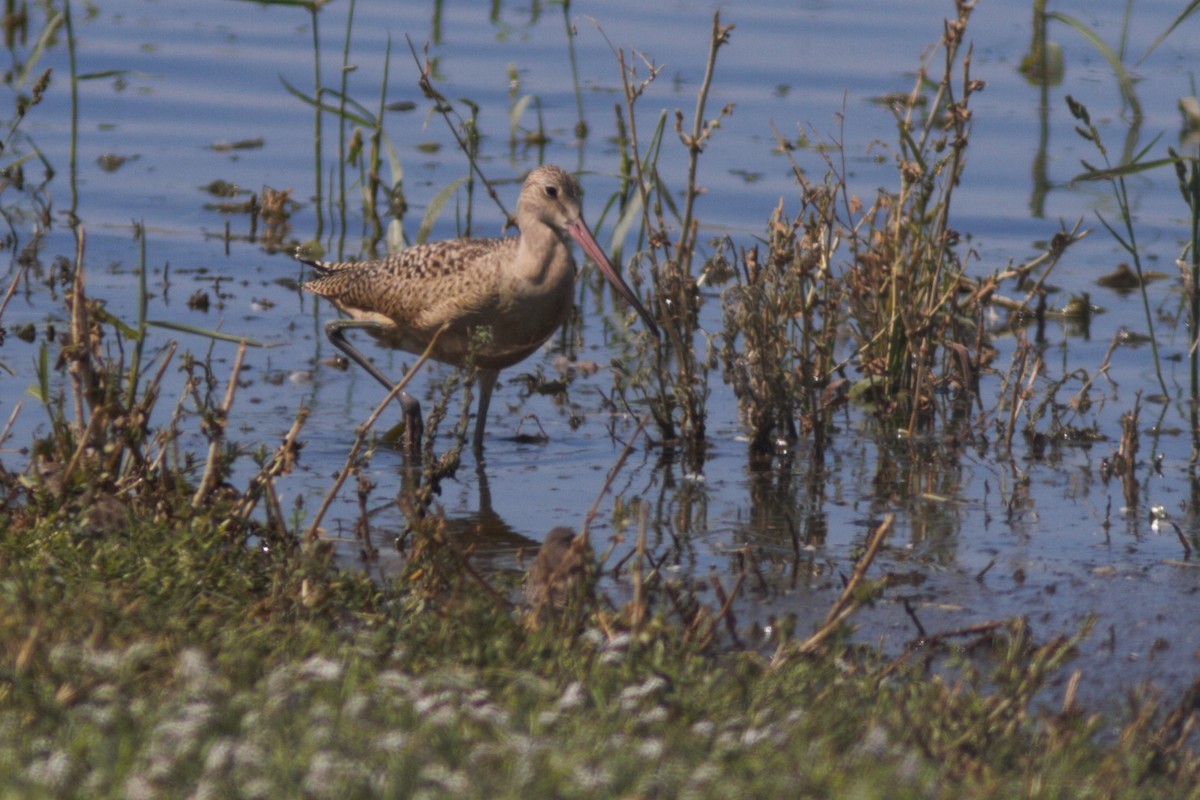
[774, 514, 893, 664]
[67, 227, 90, 434]
[0, 401, 20, 449]
[583, 413, 649, 539]
[304, 324, 447, 542]
[447, 534, 511, 608]
[696, 573, 744, 650]
[404, 36, 508, 225]
[874, 618, 1012, 681]
[0, 259, 26, 323]
[191, 341, 248, 509]
[822, 513, 893, 627]
[630, 503, 648, 631]
[234, 406, 310, 523]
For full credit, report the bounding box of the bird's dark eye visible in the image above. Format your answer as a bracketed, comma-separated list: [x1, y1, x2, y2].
[545, 185, 559, 199]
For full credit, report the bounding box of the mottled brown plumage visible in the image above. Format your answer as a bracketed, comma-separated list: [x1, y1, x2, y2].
[302, 165, 658, 451]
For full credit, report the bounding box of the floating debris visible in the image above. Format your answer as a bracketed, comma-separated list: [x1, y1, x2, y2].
[1096, 263, 1168, 292]
[96, 153, 136, 172]
[210, 138, 264, 152]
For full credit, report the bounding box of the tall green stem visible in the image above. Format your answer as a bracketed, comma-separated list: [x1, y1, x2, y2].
[337, 0, 356, 240]
[63, 0, 78, 223]
[677, 12, 730, 270]
[1187, 159, 1200, 446]
[310, 4, 324, 240]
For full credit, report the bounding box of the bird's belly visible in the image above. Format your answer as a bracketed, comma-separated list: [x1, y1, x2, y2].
[354, 278, 572, 370]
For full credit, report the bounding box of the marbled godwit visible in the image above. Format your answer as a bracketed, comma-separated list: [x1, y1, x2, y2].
[302, 165, 658, 451]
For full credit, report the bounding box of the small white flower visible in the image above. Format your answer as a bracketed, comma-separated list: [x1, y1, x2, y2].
[637, 738, 664, 759]
[25, 750, 70, 788]
[556, 681, 586, 711]
[299, 656, 343, 682]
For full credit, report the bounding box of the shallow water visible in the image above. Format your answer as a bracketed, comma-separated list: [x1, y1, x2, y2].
[3, 0, 1200, 712]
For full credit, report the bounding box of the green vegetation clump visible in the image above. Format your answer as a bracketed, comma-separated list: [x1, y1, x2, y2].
[4, 471, 1200, 798]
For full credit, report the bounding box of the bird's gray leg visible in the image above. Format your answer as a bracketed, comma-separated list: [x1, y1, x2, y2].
[324, 319, 423, 453]
[472, 368, 500, 452]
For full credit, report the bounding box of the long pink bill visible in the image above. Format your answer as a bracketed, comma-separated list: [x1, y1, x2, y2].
[567, 219, 660, 339]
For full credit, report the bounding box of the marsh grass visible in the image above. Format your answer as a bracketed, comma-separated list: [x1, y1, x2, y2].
[1063, 91, 1200, 459]
[805, 2, 986, 435]
[605, 14, 732, 471]
[268, 0, 1200, 477]
[721, 2, 1032, 457]
[720, 192, 839, 459]
[1041, 2, 1200, 447]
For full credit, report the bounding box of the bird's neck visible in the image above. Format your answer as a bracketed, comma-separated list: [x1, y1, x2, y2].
[513, 219, 573, 286]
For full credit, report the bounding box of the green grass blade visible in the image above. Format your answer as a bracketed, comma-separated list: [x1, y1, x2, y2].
[147, 319, 270, 347]
[416, 176, 468, 244]
[233, 0, 318, 8]
[15, 9, 64, 89]
[1093, 210, 1132, 253]
[76, 69, 131, 82]
[29, 342, 49, 404]
[1069, 154, 1179, 184]
[509, 94, 534, 138]
[608, 184, 645, 266]
[1047, 11, 1141, 118]
[280, 76, 377, 128]
[1139, 0, 1200, 63]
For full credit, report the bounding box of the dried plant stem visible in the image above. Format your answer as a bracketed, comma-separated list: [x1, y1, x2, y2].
[0, 260, 26, 323]
[776, 513, 893, 663]
[147, 356, 194, 480]
[126, 223, 148, 408]
[452, 542, 510, 607]
[234, 406, 311, 523]
[304, 323, 447, 543]
[616, 48, 662, 251]
[191, 341, 247, 509]
[630, 502, 648, 631]
[695, 573, 744, 650]
[951, 222, 1089, 317]
[582, 413, 649, 538]
[139, 341, 178, 412]
[406, 36, 508, 224]
[821, 513, 892, 628]
[68, 227, 90, 434]
[1002, 338, 1039, 453]
[336, 0, 357, 230]
[0, 401, 21, 448]
[675, 12, 732, 267]
[308, 2, 324, 238]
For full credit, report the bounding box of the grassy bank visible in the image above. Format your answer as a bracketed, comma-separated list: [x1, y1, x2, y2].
[3, 478, 1200, 798]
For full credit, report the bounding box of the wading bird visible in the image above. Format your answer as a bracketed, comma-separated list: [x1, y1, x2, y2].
[302, 165, 658, 451]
